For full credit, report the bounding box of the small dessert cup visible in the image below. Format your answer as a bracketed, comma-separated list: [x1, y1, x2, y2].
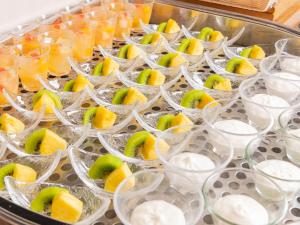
[129, 0, 154, 31]
[0, 44, 16, 68]
[246, 134, 300, 201]
[203, 99, 273, 159]
[5, 177, 110, 225]
[0, 68, 19, 106]
[114, 169, 204, 225]
[203, 168, 288, 225]
[275, 38, 300, 57]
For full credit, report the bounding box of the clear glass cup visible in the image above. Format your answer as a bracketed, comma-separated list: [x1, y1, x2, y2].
[155, 125, 233, 187]
[0, 68, 19, 106]
[114, 169, 204, 225]
[0, 45, 16, 68]
[203, 168, 288, 225]
[13, 31, 41, 55]
[203, 99, 273, 159]
[275, 37, 300, 57]
[246, 134, 300, 201]
[129, 0, 154, 30]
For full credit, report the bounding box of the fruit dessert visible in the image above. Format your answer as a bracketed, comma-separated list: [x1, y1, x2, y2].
[140, 32, 161, 45]
[88, 154, 134, 192]
[180, 90, 216, 109]
[112, 87, 148, 105]
[124, 131, 169, 160]
[131, 200, 185, 225]
[225, 57, 257, 76]
[83, 106, 117, 129]
[177, 38, 204, 56]
[197, 27, 224, 42]
[0, 163, 37, 189]
[0, 113, 25, 134]
[204, 74, 232, 91]
[136, 69, 166, 86]
[32, 90, 63, 114]
[158, 53, 187, 68]
[157, 112, 193, 133]
[31, 186, 83, 223]
[24, 128, 68, 155]
[118, 44, 141, 60]
[157, 19, 180, 34]
[63, 74, 94, 92]
[240, 45, 266, 60]
[0, 67, 19, 105]
[92, 57, 119, 76]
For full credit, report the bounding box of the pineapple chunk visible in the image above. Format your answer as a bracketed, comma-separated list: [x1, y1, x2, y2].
[13, 163, 37, 183]
[209, 31, 224, 42]
[235, 60, 257, 76]
[39, 129, 67, 155]
[148, 70, 166, 86]
[33, 94, 56, 114]
[141, 134, 170, 160]
[0, 113, 25, 134]
[51, 192, 83, 223]
[93, 106, 117, 129]
[197, 93, 216, 109]
[169, 54, 187, 67]
[104, 163, 134, 192]
[72, 75, 94, 92]
[214, 79, 232, 91]
[102, 58, 119, 76]
[249, 45, 265, 60]
[150, 32, 161, 45]
[123, 88, 148, 105]
[187, 38, 204, 55]
[126, 45, 140, 60]
[171, 113, 193, 133]
[164, 19, 180, 33]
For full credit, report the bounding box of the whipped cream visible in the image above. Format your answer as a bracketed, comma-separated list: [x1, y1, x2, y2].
[286, 129, 300, 165]
[213, 119, 257, 158]
[131, 200, 186, 225]
[213, 194, 268, 225]
[256, 159, 300, 200]
[280, 57, 300, 75]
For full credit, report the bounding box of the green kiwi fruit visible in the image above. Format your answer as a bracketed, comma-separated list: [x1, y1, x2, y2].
[225, 57, 243, 73]
[136, 69, 152, 85]
[204, 74, 225, 89]
[240, 48, 253, 58]
[177, 38, 191, 53]
[30, 186, 69, 212]
[88, 154, 123, 179]
[197, 27, 214, 41]
[156, 114, 175, 131]
[157, 22, 167, 32]
[140, 34, 154, 45]
[24, 128, 47, 154]
[158, 53, 176, 67]
[180, 90, 204, 108]
[118, 45, 130, 59]
[83, 107, 97, 125]
[111, 88, 129, 105]
[92, 63, 103, 76]
[63, 80, 75, 92]
[32, 90, 63, 110]
[0, 163, 15, 189]
[124, 131, 150, 157]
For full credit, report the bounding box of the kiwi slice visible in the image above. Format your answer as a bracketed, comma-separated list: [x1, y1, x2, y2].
[63, 80, 75, 92]
[156, 114, 175, 131]
[225, 57, 243, 73]
[92, 63, 103, 76]
[197, 27, 214, 41]
[31, 186, 69, 212]
[204, 74, 225, 89]
[240, 48, 252, 58]
[24, 128, 47, 154]
[177, 38, 191, 53]
[83, 107, 97, 125]
[158, 53, 176, 67]
[157, 22, 167, 32]
[136, 69, 152, 85]
[32, 90, 63, 110]
[180, 90, 204, 108]
[0, 163, 15, 189]
[88, 154, 123, 179]
[140, 34, 154, 45]
[118, 45, 130, 59]
[124, 131, 150, 157]
[111, 88, 129, 105]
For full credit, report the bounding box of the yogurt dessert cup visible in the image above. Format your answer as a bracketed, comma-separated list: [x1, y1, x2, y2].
[203, 99, 273, 159]
[203, 168, 288, 225]
[114, 169, 204, 225]
[246, 134, 300, 201]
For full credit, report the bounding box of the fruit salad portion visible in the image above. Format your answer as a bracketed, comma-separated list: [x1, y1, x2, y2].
[158, 53, 187, 68]
[197, 27, 224, 42]
[239, 45, 266, 60]
[0, 163, 37, 189]
[177, 38, 204, 56]
[88, 154, 134, 192]
[0, 113, 25, 134]
[112, 87, 148, 105]
[83, 106, 117, 129]
[136, 69, 166, 86]
[31, 187, 83, 223]
[92, 57, 119, 76]
[157, 19, 180, 34]
[140, 32, 161, 45]
[32, 90, 63, 114]
[204, 74, 232, 91]
[118, 44, 142, 60]
[24, 128, 67, 155]
[63, 75, 94, 92]
[124, 131, 169, 160]
[157, 112, 193, 133]
[225, 57, 257, 76]
[180, 90, 216, 109]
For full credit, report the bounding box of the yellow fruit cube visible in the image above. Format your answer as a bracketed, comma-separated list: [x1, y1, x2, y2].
[123, 88, 148, 105]
[102, 58, 119, 76]
[164, 19, 180, 33]
[210, 31, 224, 42]
[148, 70, 166, 86]
[197, 93, 216, 109]
[127, 45, 140, 60]
[169, 54, 187, 67]
[104, 163, 134, 192]
[151, 33, 161, 45]
[214, 79, 232, 91]
[72, 75, 94, 92]
[33, 94, 56, 114]
[250, 45, 265, 60]
[0, 113, 25, 134]
[39, 129, 68, 155]
[93, 106, 117, 129]
[51, 192, 83, 223]
[187, 38, 204, 55]
[171, 113, 193, 133]
[141, 134, 170, 160]
[236, 60, 257, 76]
[13, 163, 37, 183]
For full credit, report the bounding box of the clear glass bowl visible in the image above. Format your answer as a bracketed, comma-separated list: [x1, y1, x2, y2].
[275, 38, 300, 57]
[279, 107, 300, 137]
[114, 169, 204, 225]
[246, 134, 300, 201]
[203, 168, 288, 225]
[5, 177, 110, 225]
[155, 125, 233, 187]
[203, 99, 273, 159]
